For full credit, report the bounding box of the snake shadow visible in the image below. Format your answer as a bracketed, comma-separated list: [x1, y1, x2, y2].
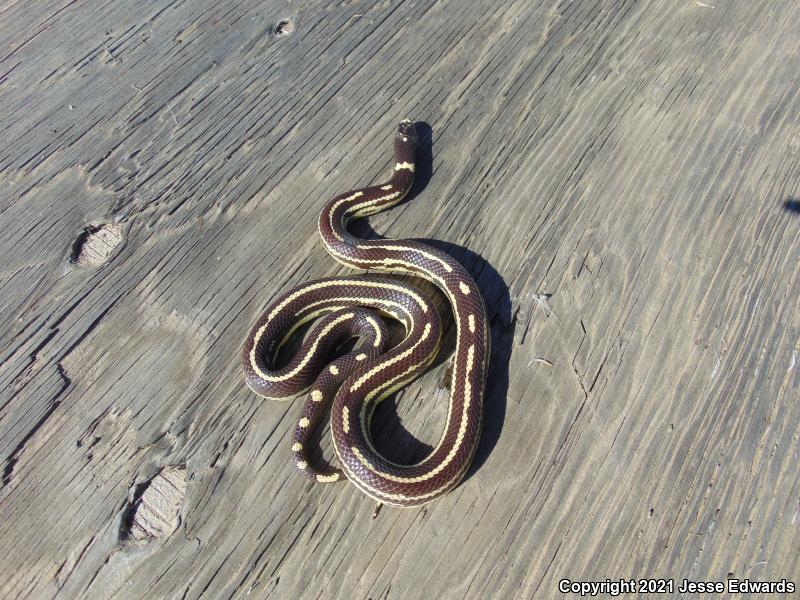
[351, 121, 514, 481]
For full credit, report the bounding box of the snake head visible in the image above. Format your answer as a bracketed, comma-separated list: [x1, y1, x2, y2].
[395, 119, 418, 146]
[394, 119, 417, 166]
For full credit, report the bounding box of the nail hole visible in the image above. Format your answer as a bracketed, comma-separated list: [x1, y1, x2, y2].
[275, 19, 294, 36]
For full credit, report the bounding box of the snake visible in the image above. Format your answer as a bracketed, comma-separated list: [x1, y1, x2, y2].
[242, 120, 489, 507]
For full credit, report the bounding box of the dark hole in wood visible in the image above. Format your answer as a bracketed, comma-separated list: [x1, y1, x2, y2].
[275, 19, 294, 36]
[68, 225, 100, 264]
[68, 223, 122, 266]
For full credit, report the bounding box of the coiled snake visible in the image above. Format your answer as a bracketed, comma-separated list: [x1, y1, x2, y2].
[242, 120, 489, 506]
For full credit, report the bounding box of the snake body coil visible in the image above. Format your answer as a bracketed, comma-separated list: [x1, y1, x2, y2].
[242, 120, 489, 506]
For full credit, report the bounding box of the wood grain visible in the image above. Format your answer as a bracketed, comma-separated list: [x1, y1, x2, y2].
[0, 0, 798, 598]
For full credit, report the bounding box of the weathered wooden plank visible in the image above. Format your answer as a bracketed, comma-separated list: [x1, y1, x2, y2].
[0, 0, 798, 598]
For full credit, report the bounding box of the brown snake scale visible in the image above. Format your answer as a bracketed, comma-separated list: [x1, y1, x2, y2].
[242, 121, 489, 506]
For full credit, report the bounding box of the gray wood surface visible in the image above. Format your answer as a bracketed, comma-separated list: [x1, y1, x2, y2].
[1, 0, 799, 598]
